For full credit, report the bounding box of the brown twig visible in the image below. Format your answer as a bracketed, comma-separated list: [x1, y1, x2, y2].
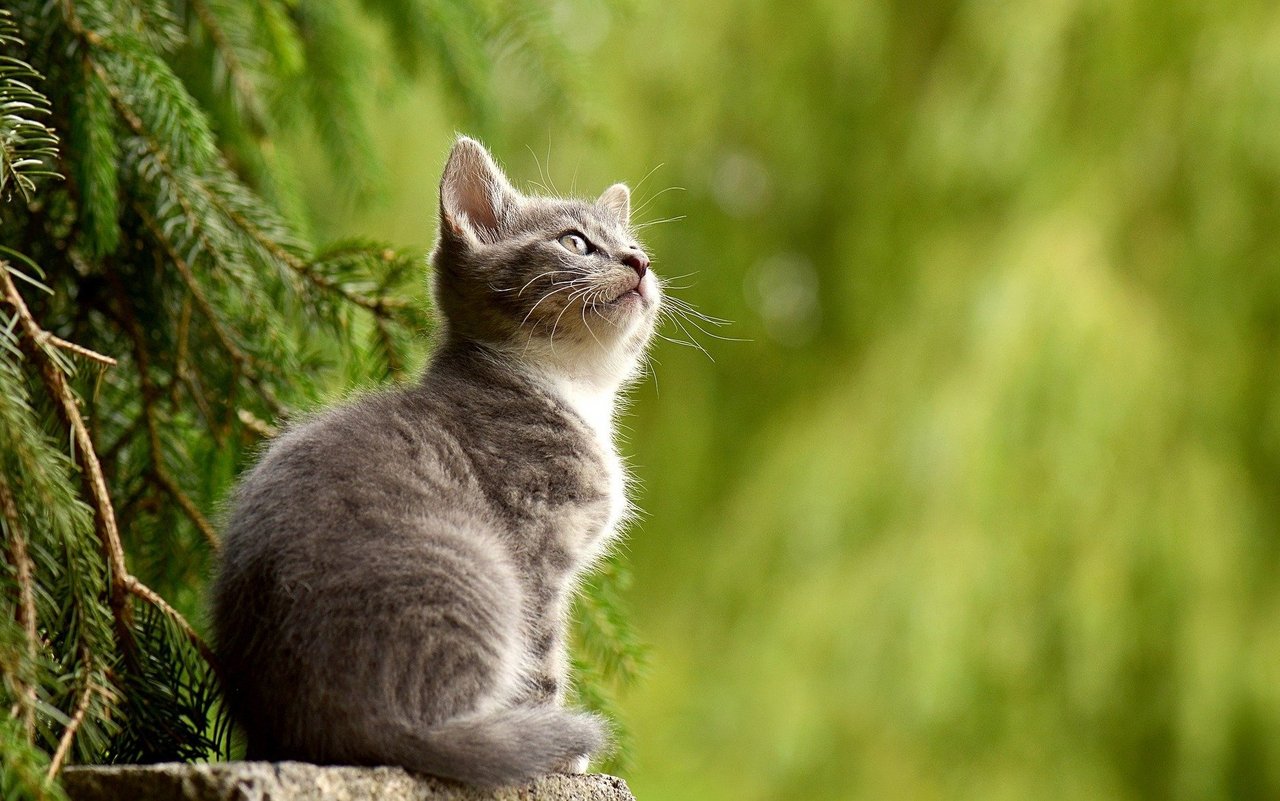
[123, 577, 217, 665]
[1, 262, 132, 632]
[105, 266, 222, 551]
[132, 201, 283, 415]
[1, 261, 218, 709]
[46, 670, 94, 778]
[36, 332, 117, 366]
[0, 472, 38, 743]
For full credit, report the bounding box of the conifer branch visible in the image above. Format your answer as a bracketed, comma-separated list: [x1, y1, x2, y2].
[1, 261, 215, 668]
[94, 55, 402, 322]
[133, 202, 283, 414]
[187, 0, 268, 131]
[1, 261, 132, 636]
[35, 331, 118, 367]
[45, 659, 96, 779]
[373, 317, 405, 378]
[122, 576, 216, 665]
[0, 472, 38, 744]
[106, 264, 222, 551]
[213, 197, 409, 317]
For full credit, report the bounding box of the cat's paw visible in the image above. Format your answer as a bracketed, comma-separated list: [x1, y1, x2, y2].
[554, 754, 590, 774]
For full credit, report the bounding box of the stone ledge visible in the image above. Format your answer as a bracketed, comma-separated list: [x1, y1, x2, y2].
[62, 763, 636, 801]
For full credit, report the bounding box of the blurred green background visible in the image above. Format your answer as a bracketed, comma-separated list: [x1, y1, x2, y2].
[292, 2, 1280, 799]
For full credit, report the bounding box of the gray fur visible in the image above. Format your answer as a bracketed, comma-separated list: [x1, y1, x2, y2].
[212, 137, 660, 787]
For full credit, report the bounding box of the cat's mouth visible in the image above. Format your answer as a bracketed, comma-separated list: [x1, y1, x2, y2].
[606, 281, 647, 306]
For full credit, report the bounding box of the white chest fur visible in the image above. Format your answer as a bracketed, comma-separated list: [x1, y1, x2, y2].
[545, 375, 631, 561]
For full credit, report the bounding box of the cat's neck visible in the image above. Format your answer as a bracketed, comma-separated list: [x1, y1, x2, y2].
[433, 337, 627, 442]
[538, 370, 617, 441]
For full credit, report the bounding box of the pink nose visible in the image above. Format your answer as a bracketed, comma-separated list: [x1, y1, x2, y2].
[622, 251, 649, 279]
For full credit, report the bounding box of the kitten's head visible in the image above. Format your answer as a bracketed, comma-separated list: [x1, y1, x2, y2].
[430, 136, 660, 385]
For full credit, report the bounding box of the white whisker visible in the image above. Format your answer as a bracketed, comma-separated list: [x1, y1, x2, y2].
[633, 215, 687, 231]
[632, 185, 686, 219]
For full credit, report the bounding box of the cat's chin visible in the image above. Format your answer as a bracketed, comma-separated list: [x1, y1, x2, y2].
[590, 294, 657, 337]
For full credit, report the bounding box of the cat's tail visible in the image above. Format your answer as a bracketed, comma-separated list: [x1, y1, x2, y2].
[382, 706, 607, 788]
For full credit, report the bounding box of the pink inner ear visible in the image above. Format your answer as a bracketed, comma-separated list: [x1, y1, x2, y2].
[599, 184, 631, 223]
[441, 137, 516, 240]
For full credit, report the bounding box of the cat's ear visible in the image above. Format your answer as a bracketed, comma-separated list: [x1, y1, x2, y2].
[439, 136, 520, 244]
[597, 183, 631, 225]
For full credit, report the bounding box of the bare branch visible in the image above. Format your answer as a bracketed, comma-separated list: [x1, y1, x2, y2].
[35, 331, 117, 366]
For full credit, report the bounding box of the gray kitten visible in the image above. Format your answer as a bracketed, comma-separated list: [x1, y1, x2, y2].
[212, 136, 660, 787]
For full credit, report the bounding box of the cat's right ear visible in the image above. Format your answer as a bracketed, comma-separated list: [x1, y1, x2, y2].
[439, 136, 520, 245]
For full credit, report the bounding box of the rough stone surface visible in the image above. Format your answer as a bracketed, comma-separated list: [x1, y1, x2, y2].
[62, 763, 636, 801]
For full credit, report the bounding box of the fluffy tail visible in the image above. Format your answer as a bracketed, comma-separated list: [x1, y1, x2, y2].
[378, 707, 606, 788]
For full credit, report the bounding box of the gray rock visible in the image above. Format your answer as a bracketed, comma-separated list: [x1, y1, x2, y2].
[62, 763, 636, 801]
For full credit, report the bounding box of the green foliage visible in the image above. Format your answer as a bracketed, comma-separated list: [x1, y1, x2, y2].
[0, 11, 58, 203]
[307, 1, 1280, 799]
[1, 1, 630, 798]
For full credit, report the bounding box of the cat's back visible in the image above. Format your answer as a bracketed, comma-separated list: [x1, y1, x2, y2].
[223, 383, 482, 556]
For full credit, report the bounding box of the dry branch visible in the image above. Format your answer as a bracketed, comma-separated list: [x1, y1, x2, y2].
[36, 332, 118, 366]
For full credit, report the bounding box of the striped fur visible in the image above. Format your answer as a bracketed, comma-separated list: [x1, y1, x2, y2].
[212, 137, 659, 786]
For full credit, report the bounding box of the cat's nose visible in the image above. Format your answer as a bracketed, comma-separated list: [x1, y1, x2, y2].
[622, 250, 649, 280]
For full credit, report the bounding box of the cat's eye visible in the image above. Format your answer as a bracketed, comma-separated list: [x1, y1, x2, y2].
[557, 232, 592, 256]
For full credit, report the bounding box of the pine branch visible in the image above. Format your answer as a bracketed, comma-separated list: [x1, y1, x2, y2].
[98, 48, 408, 335]
[45, 655, 95, 779]
[131, 201, 283, 415]
[0, 9, 61, 203]
[186, 0, 269, 133]
[217, 199, 410, 318]
[0, 472, 38, 744]
[0, 261, 215, 685]
[292, 0, 380, 199]
[106, 264, 221, 551]
[1, 262, 131, 637]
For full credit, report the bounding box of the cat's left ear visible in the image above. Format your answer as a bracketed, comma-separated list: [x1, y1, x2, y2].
[440, 136, 521, 244]
[597, 183, 631, 225]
